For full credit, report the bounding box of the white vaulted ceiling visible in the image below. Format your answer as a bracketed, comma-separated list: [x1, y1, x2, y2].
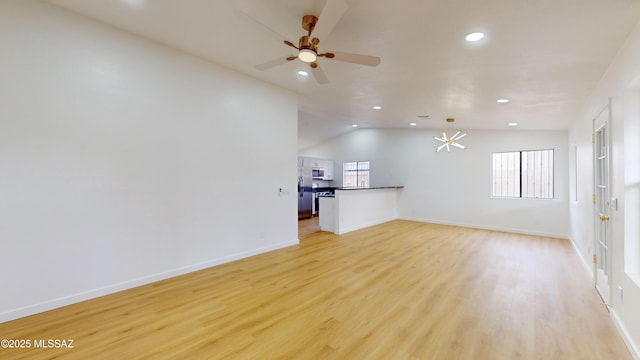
[47, 0, 640, 149]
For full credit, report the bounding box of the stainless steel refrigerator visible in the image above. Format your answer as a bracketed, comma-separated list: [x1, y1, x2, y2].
[298, 167, 313, 219]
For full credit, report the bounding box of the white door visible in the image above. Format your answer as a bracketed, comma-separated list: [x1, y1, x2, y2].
[593, 103, 611, 305]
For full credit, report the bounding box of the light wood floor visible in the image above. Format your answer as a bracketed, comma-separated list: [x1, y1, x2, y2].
[298, 215, 320, 238]
[0, 220, 631, 359]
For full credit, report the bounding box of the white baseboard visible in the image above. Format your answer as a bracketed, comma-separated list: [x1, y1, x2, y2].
[0, 239, 299, 324]
[611, 309, 640, 360]
[399, 216, 570, 240]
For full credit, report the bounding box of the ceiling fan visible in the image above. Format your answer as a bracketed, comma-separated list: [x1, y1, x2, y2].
[247, 0, 381, 84]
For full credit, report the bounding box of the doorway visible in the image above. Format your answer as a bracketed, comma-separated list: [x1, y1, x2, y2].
[298, 216, 320, 239]
[593, 101, 612, 305]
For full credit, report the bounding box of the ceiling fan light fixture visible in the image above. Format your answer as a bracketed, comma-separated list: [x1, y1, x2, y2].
[298, 49, 317, 63]
[252, 8, 381, 85]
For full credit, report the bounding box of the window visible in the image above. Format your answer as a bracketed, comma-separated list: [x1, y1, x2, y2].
[343, 161, 370, 187]
[624, 86, 640, 284]
[492, 149, 554, 199]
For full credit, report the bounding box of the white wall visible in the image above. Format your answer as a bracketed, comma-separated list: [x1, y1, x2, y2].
[569, 16, 640, 358]
[0, 1, 298, 322]
[302, 128, 569, 238]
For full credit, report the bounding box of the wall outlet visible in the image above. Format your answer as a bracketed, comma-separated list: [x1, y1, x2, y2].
[259, 232, 265, 239]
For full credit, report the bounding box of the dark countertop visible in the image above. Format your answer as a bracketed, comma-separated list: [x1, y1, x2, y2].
[335, 186, 404, 191]
[312, 187, 337, 192]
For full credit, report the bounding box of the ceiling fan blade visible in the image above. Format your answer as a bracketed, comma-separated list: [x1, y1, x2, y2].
[234, 7, 293, 44]
[284, 40, 299, 50]
[254, 56, 293, 71]
[331, 51, 381, 67]
[311, 0, 348, 41]
[310, 64, 329, 84]
[318, 52, 335, 58]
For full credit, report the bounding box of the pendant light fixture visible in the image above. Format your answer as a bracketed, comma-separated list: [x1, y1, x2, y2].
[434, 118, 467, 152]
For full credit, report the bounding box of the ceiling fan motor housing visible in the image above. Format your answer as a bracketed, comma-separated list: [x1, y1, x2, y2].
[302, 15, 318, 32]
[299, 15, 320, 54]
[299, 35, 316, 51]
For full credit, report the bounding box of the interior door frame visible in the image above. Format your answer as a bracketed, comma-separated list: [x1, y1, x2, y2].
[592, 99, 612, 305]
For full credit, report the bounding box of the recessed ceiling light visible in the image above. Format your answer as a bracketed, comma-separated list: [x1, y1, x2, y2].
[497, 98, 510, 103]
[409, 122, 417, 126]
[297, 70, 308, 76]
[373, 105, 382, 110]
[465, 32, 485, 42]
[508, 122, 518, 127]
[122, 0, 146, 7]
[352, 124, 358, 128]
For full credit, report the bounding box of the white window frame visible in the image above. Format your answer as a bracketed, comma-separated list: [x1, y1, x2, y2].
[343, 161, 370, 188]
[491, 149, 554, 199]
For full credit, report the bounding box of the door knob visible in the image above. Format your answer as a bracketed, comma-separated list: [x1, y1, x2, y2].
[600, 215, 610, 221]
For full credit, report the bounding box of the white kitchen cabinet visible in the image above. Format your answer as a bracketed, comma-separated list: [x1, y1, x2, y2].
[306, 157, 322, 168]
[299, 157, 334, 180]
[323, 160, 334, 180]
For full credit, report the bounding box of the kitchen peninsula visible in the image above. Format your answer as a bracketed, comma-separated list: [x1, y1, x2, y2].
[319, 186, 404, 235]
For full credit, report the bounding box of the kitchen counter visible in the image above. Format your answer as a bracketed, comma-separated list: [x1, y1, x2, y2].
[320, 186, 404, 235]
[313, 186, 338, 192]
[335, 186, 404, 190]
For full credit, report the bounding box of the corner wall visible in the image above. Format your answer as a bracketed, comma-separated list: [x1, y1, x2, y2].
[568, 16, 640, 359]
[0, 1, 298, 322]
